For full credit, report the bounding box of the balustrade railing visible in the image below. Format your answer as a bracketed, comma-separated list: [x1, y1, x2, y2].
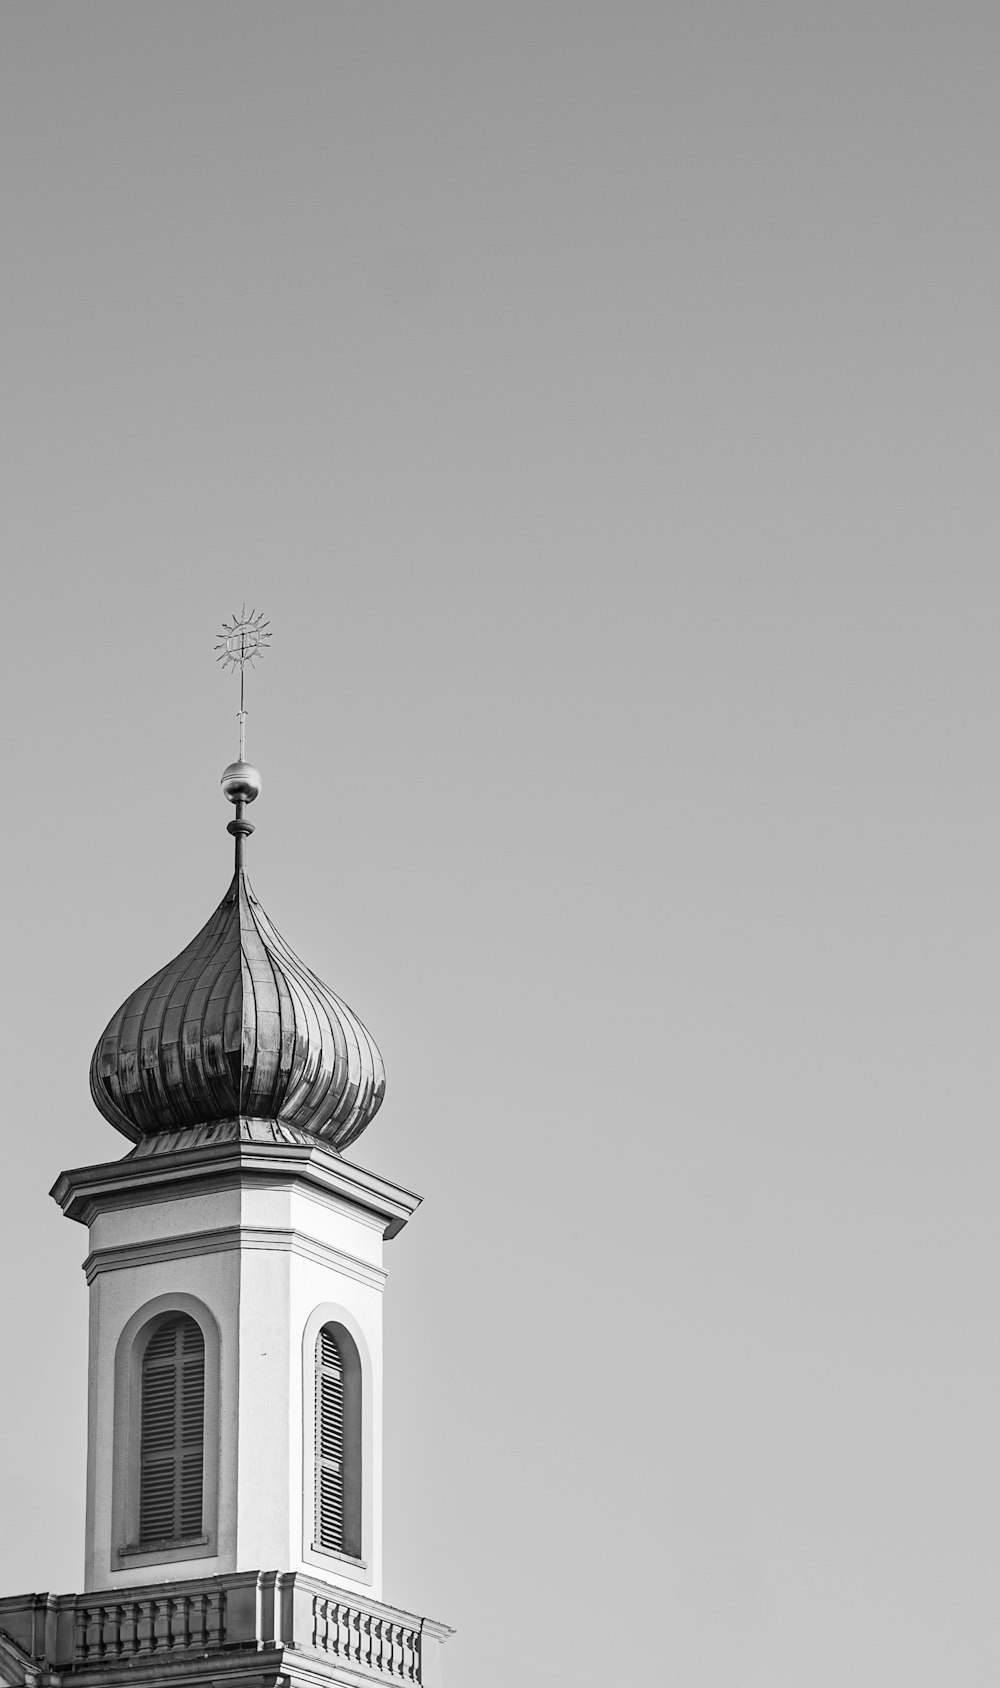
[74, 1588, 226, 1660]
[0, 1570, 450, 1685]
[311, 1593, 421, 1681]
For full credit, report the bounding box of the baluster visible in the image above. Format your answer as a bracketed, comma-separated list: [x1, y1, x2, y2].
[88, 1606, 105, 1660]
[175, 1595, 184, 1649]
[106, 1603, 122, 1657]
[137, 1598, 155, 1653]
[151, 1598, 164, 1652]
[121, 1601, 139, 1655]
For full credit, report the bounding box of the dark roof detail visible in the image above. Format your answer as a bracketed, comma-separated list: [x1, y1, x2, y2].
[90, 871, 385, 1150]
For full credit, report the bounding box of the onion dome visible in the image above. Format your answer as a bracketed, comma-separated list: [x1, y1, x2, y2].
[89, 757, 385, 1150]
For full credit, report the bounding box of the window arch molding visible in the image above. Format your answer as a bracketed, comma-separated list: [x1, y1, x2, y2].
[111, 1292, 221, 1572]
[301, 1302, 373, 1584]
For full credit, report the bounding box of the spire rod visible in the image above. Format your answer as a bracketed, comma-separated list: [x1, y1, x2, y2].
[216, 607, 271, 869]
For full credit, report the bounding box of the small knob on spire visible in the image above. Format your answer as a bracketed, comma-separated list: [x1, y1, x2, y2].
[221, 761, 262, 805]
[222, 762, 260, 871]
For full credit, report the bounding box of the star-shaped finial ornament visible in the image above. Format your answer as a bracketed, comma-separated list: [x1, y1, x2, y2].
[215, 606, 272, 672]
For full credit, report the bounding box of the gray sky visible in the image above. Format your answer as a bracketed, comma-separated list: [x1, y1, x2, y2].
[1, 5, 998, 1684]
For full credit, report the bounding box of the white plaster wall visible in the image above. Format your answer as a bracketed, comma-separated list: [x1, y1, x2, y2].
[232, 1236, 293, 1570]
[228, 1181, 386, 1593]
[240, 1180, 388, 1266]
[287, 1184, 387, 1267]
[88, 1188, 244, 1252]
[86, 1243, 239, 1590]
[291, 1251, 384, 1596]
[83, 1174, 387, 1598]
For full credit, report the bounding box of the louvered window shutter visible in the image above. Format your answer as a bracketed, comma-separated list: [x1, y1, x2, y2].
[315, 1327, 346, 1551]
[139, 1315, 205, 1544]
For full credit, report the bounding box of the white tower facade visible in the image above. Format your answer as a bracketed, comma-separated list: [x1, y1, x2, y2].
[53, 1122, 418, 1599]
[0, 715, 453, 1688]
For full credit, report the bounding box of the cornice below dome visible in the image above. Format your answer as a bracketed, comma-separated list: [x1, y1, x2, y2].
[127, 1115, 324, 1157]
[90, 871, 385, 1150]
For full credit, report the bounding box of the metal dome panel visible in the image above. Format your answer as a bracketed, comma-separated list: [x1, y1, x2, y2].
[90, 871, 385, 1149]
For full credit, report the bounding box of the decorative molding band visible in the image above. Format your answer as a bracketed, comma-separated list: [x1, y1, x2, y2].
[129, 1117, 323, 1157]
[65, 1172, 391, 1237]
[83, 1225, 388, 1289]
[52, 1139, 421, 1240]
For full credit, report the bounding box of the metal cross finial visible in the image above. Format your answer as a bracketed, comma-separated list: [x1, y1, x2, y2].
[216, 607, 270, 869]
[215, 605, 272, 759]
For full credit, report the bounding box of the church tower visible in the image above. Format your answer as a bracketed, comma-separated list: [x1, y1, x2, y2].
[0, 621, 453, 1688]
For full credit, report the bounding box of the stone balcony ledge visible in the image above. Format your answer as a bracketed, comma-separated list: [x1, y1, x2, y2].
[0, 1572, 453, 1688]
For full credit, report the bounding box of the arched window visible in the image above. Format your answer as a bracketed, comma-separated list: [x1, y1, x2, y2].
[139, 1314, 205, 1544]
[314, 1323, 361, 1558]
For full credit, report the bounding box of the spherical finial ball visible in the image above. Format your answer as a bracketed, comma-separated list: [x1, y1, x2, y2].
[221, 760, 262, 805]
